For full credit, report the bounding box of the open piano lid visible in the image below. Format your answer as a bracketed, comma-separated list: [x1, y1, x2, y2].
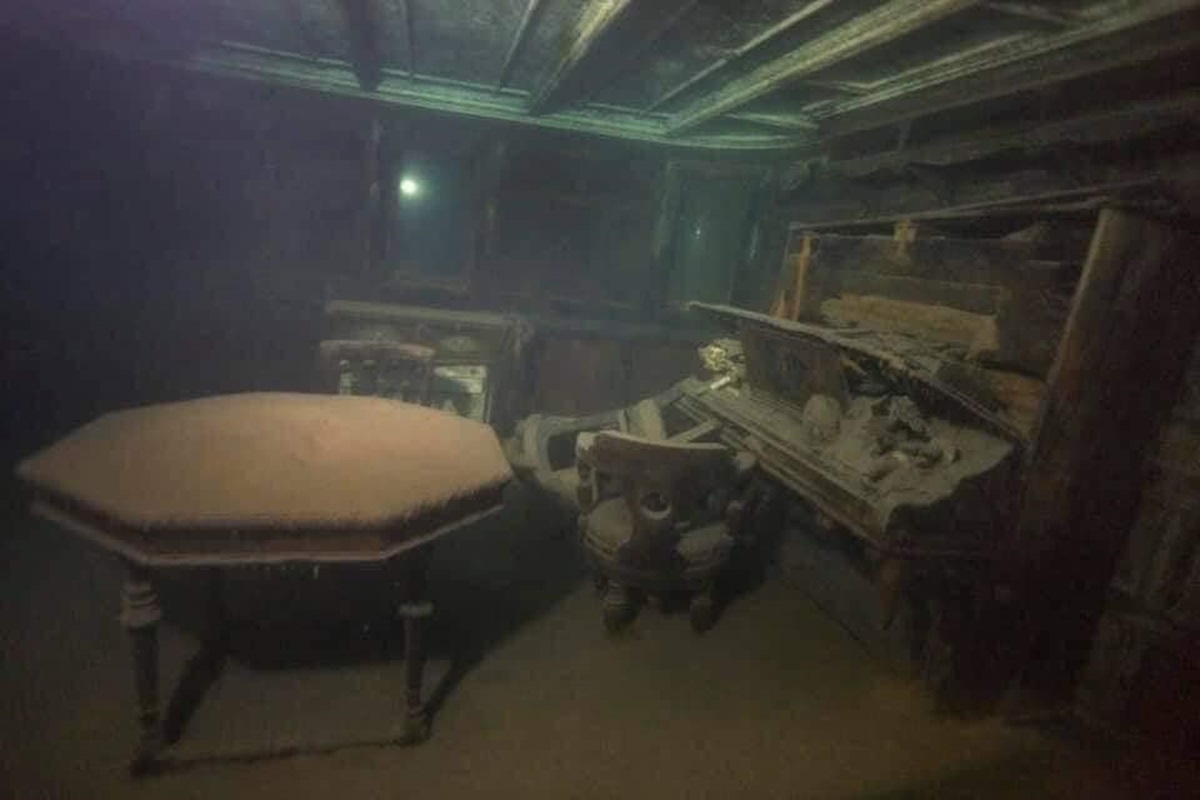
[689, 303, 1029, 446]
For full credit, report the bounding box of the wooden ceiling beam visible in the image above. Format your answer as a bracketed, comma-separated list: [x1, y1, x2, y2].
[123, 40, 813, 150]
[333, 0, 384, 90]
[667, 0, 979, 134]
[574, 1, 700, 105]
[730, 111, 820, 132]
[647, 0, 837, 112]
[833, 92, 1200, 177]
[529, 0, 637, 113]
[496, 0, 546, 90]
[794, 79, 872, 96]
[529, 0, 698, 114]
[393, 0, 415, 75]
[818, 0, 1200, 139]
[981, 2, 1080, 28]
[781, 153, 1200, 230]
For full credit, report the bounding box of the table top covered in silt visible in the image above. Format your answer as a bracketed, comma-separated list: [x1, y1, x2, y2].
[16, 393, 512, 566]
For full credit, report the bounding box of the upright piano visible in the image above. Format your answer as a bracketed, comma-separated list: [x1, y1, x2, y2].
[511, 302, 1025, 564]
[675, 302, 1024, 562]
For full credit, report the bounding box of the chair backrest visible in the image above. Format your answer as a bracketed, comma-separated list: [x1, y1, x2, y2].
[579, 431, 733, 543]
[317, 340, 436, 405]
[622, 398, 668, 441]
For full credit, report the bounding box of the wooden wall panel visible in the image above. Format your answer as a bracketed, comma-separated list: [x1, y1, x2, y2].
[778, 233, 1074, 377]
[1014, 208, 1200, 711]
[529, 336, 701, 417]
[531, 338, 627, 416]
[1110, 343, 1200, 629]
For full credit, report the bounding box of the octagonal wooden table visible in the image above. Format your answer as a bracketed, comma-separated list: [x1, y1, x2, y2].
[16, 393, 512, 775]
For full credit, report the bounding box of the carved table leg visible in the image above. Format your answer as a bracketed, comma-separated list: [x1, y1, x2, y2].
[602, 581, 636, 632]
[397, 551, 433, 744]
[120, 562, 163, 775]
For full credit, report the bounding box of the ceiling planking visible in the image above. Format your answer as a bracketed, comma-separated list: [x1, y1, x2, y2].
[2, 0, 1198, 154]
[813, 0, 1200, 138]
[405, 0, 524, 85]
[804, 6, 1039, 87]
[666, 0, 980, 133]
[600, 0, 840, 110]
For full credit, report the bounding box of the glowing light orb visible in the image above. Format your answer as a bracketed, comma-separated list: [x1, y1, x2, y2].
[399, 177, 421, 197]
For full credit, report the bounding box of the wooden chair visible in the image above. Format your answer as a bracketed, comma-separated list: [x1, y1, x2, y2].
[577, 430, 755, 632]
[317, 339, 436, 406]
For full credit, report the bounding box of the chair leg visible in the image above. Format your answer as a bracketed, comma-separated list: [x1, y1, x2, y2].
[689, 585, 718, 633]
[602, 581, 636, 632]
[120, 561, 163, 776]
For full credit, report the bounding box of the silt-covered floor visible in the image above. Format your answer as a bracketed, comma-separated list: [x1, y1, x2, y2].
[0, 490, 1184, 799]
